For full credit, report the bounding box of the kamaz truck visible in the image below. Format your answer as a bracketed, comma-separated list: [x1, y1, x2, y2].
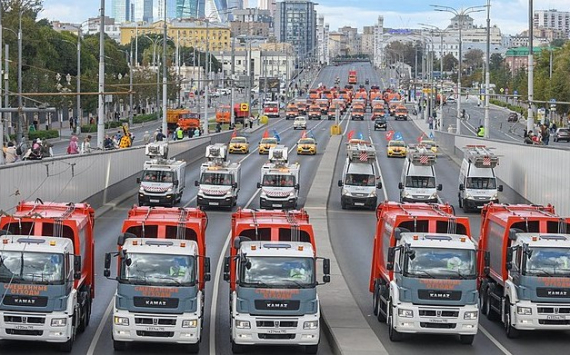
[223, 209, 330, 354]
[195, 143, 241, 208]
[258, 146, 300, 209]
[369, 202, 479, 344]
[0, 200, 95, 352]
[104, 206, 210, 352]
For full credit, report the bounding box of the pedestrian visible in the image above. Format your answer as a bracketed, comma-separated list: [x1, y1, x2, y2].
[193, 128, 200, 138]
[176, 126, 184, 140]
[156, 129, 166, 142]
[67, 136, 80, 155]
[3, 142, 17, 163]
[477, 125, 485, 137]
[249, 115, 254, 129]
[541, 124, 550, 145]
[215, 123, 222, 133]
[81, 135, 92, 154]
[41, 140, 54, 157]
[69, 116, 74, 131]
[428, 116, 434, 130]
[143, 130, 151, 145]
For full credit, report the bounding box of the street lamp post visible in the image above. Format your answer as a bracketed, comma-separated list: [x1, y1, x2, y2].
[17, 7, 23, 144]
[420, 24, 447, 131]
[97, 0, 105, 148]
[162, 0, 168, 136]
[76, 28, 82, 134]
[203, 19, 210, 135]
[484, 0, 491, 138]
[527, 0, 535, 134]
[432, 4, 486, 135]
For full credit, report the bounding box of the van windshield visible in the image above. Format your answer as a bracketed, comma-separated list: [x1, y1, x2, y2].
[405, 176, 435, 188]
[345, 174, 375, 186]
[466, 177, 496, 189]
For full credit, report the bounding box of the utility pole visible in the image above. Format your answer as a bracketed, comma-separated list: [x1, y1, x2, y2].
[0, 7, 3, 164]
[203, 19, 209, 135]
[484, 0, 491, 138]
[97, 0, 105, 148]
[161, 0, 168, 135]
[526, 0, 535, 134]
[230, 36, 235, 126]
[17, 7, 24, 144]
[129, 45, 133, 127]
[76, 28, 82, 134]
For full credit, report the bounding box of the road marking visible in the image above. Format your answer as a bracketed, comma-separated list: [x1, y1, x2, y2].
[369, 131, 389, 202]
[86, 297, 114, 355]
[479, 325, 513, 355]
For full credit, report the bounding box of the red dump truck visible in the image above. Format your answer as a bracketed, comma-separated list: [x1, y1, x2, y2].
[369, 202, 479, 344]
[348, 70, 357, 85]
[224, 209, 330, 354]
[478, 203, 570, 338]
[0, 200, 95, 351]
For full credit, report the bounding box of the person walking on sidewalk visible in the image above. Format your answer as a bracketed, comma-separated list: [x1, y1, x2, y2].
[67, 136, 80, 154]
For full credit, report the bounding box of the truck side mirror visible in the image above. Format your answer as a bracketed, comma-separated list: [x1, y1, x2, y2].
[173, 180, 179, 187]
[223, 256, 230, 282]
[398, 182, 403, 190]
[323, 258, 330, 275]
[233, 182, 238, 188]
[117, 232, 137, 246]
[506, 247, 514, 270]
[194, 180, 200, 187]
[136, 177, 141, 184]
[338, 180, 343, 187]
[437, 184, 443, 191]
[257, 182, 262, 188]
[376, 182, 382, 189]
[459, 183, 464, 191]
[204, 257, 211, 282]
[73, 255, 82, 280]
[498, 185, 503, 192]
[387, 246, 396, 265]
[393, 228, 402, 241]
[104, 252, 111, 278]
[295, 184, 300, 190]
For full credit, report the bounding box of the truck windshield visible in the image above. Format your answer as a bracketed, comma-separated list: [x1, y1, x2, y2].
[201, 172, 233, 185]
[142, 171, 174, 183]
[524, 248, 570, 276]
[120, 253, 195, 286]
[240, 257, 314, 287]
[0, 251, 64, 284]
[405, 176, 436, 188]
[466, 177, 496, 189]
[405, 248, 476, 279]
[263, 174, 295, 187]
[345, 174, 375, 186]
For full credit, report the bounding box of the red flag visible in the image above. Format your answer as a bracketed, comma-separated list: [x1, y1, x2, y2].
[385, 130, 394, 141]
[347, 130, 355, 140]
[262, 129, 269, 138]
[231, 128, 238, 138]
[301, 130, 307, 138]
[417, 132, 425, 143]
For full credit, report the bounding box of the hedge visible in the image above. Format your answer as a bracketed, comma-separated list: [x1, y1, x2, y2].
[490, 99, 527, 118]
[9, 129, 60, 141]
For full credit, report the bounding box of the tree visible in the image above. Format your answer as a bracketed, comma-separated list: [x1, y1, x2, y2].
[442, 53, 458, 72]
[463, 49, 484, 70]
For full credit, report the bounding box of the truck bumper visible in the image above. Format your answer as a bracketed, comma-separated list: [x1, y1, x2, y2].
[464, 198, 498, 210]
[138, 193, 176, 206]
[0, 311, 73, 343]
[232, 313, 319, 346]
[112, 310, 201, 344]
[260, 197, 297, 209]
[512, 301, 570, 330]
[393, 303, 479, 335]
[341, 195, 377, 209]
[401, 197, 438, 204]
[197, 194, 234, 207]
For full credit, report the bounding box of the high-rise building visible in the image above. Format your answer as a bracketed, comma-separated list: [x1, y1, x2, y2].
[534, 9, 570, 37]
[258, 0, 276, 15]
[275, 0, 317, 61]
[316, 16, 329, 65]
[132, 0, 153, 23]
[112, 0, 131, 23]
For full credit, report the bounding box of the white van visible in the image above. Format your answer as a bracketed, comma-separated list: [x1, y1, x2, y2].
[458, 145, 503, 212]
[399, 146, 441, 203]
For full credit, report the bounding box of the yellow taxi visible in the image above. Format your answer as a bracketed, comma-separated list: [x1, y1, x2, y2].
[297, 137, 317, 155]
[258, 137, 278, 154]
[419, 139, 439, 154]
[228, 136, 250, 154]
[386, 140, 407, 158]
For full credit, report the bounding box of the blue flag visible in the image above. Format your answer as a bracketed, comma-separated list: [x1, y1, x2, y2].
[357, 132, 363, 140]
[272, 129, 281, 142]
[394, 132, 403, 141]
[429, 131, 434, 139]
[307, 129, 315, 139]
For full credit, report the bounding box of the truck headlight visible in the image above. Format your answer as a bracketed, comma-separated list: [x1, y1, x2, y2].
[465, 193, 473, 199]
[182, 319, 198, 328]
[289, 191, 296, 197]
[491, 193, 498, 200]
[402, 191, 411, 198]
[398, 309, 413, 318]
[235, 320, 250, 329]
[51, 318, 67, 327]
[303, 320, 319, 330]
[517, 307, 532, 315]
[369, 190, 376, 197]
[429, 192, 438, 199]
[464, 311, 478, 320]
[167, 187, 173, 192]
[342, 188, 351, 196]
[114, 316, 129, 326]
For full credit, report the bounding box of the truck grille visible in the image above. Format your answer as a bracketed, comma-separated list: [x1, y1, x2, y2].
[256, 320, 298, 328]
[539, 320, 570, 325]
[259, 334, 296, 340]
[135, 317, 176, 326]
[537, 307, 570, 314]
[418, 310, 459, 318]
[4, 315, 46, 324]
[6, 329, 43, 336]
[420, 322, 456, 329]
[136, 330, 174, 337]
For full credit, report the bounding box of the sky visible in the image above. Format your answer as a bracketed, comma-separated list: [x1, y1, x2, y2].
[41, 0, 570, 36]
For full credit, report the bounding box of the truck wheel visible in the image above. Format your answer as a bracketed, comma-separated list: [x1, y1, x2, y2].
[59, 336, 74, 352]
[304, 345, 318, 354]
[459, 334, 475, 345]
[231, 340, 245, 353]
[504, 301, 520, 338]
[341, 201, 347, 210]
[485, 288, 499, 321]
[388, 301, 403, 342]
[458, 194, 463, 208]
[186, 343, 200, 353]
[113, 340, 127, 351]
[462, 200, 470, 213]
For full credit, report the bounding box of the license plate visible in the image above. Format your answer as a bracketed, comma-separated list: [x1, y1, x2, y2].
[428, 319, 448, 323]
[477, 205, 483, 209]
[209, 202, 219, 206]
[272, 204, 282, 208]
[267, 329, 286, 334]
[355, 202, 365, 206]
[145, 326, 165, 331]
[150, 199, 159, 203]
[14, 325, 34, 330]
[547, 315, 567, 320]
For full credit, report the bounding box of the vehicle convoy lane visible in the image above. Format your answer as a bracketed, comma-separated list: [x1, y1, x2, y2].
[0, 111, 336, 354]
[327, 62, 570, 354]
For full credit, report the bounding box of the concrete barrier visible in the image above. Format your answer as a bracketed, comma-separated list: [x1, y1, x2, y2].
[305, 135, 388, 355]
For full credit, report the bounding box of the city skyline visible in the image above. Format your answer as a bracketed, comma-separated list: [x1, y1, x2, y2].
[41, 0, 569, 36]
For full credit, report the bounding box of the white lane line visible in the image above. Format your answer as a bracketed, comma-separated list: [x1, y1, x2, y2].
[86, 297, 114, 355]
[369, 133, 389, 202]
[479, 325, 513, 355]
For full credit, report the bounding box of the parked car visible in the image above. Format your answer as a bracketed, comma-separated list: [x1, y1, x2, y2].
[507, 112, 519, 122]
[553, 128, 570, 142]
[446, 95, 456, 103]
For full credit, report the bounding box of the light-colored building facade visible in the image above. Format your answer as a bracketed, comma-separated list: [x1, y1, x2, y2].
[534, 9, 570, 37]
[275, 0, 317, 62]
[373, 16, 385, 68]
[112, 0, 130, 23]
[361, 26, 375, 58]
[316, 16, 330, 65]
